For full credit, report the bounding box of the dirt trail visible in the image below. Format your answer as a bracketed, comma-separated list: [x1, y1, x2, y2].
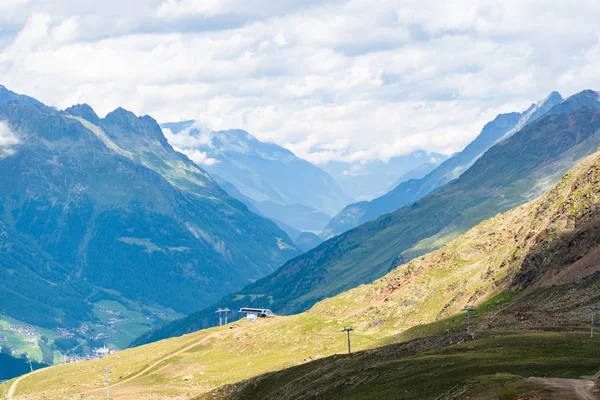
[528, 377, 598, 400]
[79, 331, 221, 397]
[7, 331, 221, 399]
[7, 368, 43, 398]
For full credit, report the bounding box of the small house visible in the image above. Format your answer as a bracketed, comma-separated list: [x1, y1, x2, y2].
[239, 308, 274, 322]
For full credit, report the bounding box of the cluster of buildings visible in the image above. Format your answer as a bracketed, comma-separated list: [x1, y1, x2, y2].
[57, 323, 93, 338]
[76, 323, 90, 334]
[0, 320, 119, 366]
[92, 345, 114, 357]
[106, 316, 129, 330]
[63, 345, 116, 364]
[2, 324, 41, 345]
[91, 332, 111, 340]
[56, 328, 75, 338]
[97, 307, 122, 316]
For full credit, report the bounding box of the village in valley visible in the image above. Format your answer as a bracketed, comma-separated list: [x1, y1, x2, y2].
[0, 319, 116, 364]
[0, 299, 181, 366]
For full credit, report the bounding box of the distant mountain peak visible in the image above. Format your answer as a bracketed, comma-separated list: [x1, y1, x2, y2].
[573, 89, 600, 102]
[524, 91, 563, 113]
[161, 119, 353, 220]
[544, 90, 563, 103]
[0, 84, 44, 106]
[496, 91, 563, 143]
[139, 114, 162, 129]
[548, 89, 600, 117]
[63, 103, 100, 124]
[104, 107, 138, 123]
[98, 107, 170, 147]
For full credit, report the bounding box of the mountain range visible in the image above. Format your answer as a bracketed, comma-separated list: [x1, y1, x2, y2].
[0, 85, 298, 346]
[15, 145, 600, 399]
[161, 121, 352, 233]
[133, 89, 600, 346]
[4, 84, 600, 392]
[321, 91, 564, 238]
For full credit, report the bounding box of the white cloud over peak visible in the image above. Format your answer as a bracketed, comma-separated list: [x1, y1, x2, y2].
[1, 1, 599, 165]
[162, 125, 220, 166]
[178, 148, 219, 166]
[0, 121, 20, 157]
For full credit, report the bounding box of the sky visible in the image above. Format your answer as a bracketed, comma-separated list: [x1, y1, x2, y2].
[1, 0, 599, 165]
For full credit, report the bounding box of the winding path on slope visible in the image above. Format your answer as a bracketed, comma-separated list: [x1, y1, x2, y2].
[7, 368, 43, 398]
[7, 331, 221, 399]
[78, 331, 221, 397]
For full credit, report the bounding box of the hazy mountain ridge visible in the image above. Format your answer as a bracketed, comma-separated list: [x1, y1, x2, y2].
[322, 92, 564, 238]
[161, 120, 352, 232]
[294, 231, 323, 252]
[321, 150, 448, 202]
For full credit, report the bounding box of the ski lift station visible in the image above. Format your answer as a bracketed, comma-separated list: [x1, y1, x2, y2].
[239, 308, 274, 322]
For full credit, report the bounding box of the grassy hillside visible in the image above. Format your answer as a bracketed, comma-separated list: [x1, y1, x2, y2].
[206, 272, 600, 399]
[135, 91, 600, 347]
[204, 332, 600, 400]
[12, 149, 600, 399]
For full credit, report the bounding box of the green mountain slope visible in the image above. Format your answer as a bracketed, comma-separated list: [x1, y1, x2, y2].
[0, 87, 298, 349]
[133, 90, 600, 346]
[205, 331, 600, 400]
[14, 147, 600, 400]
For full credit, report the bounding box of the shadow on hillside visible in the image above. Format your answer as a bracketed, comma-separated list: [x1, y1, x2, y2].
[383, 207, 600, 344]
[485, 207, 600, 332]
[509, 210, 600, 290]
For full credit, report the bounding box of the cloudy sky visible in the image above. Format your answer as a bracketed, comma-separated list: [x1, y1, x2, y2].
[1, 0, 599, 165]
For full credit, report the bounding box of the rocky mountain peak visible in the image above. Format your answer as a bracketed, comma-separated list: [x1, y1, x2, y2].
[63, 103, 100, 124]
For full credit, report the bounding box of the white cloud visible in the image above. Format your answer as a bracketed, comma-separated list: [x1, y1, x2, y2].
[0, 0, 32, 11]
[162, 124, 213, 148]
[157, 0, 238, 18]
[0, 121, 20, 158]
[177, 148, 219, 166]
[1, 1, 600, 166]
[163, 124, 220, 166]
